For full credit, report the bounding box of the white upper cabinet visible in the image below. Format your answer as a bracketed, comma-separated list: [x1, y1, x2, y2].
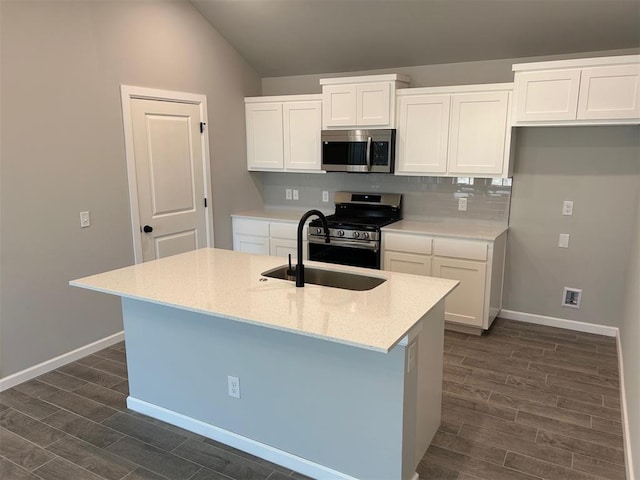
[283, 101, 322, 171]
[448, 91, 510, 175]
[245, 95, 322, 173]
[513, 55, 640, 125]
[395, 84, 513, 178]
[245, 102, 284, 170]
[514, 69, 581, 122]
[396, 94, 450, 174]
[577, 64, 640, 120]
[320, 74, 410, 129]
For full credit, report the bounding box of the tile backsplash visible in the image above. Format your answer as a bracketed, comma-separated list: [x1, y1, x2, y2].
[258, 172, 511, 224]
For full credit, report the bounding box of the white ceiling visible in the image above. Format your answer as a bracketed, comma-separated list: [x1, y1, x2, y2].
[190, 0, 640, 77]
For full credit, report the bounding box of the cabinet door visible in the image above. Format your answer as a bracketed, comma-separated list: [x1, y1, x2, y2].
[245, 102, 284, 170]
[233, 234, 270, 255]
[283, 101, 322, 171]
[323, 85, 357, 127]
[432, 257, 486, 327]
[356, 82, 391, 126]
[269, 238, 308, 259]
[514, 69, 581, 122]
[577, 64, 640, 120]
[383, 251, 431, 276]
[396, 94, 450, 174]
[448, 91, 509, 176]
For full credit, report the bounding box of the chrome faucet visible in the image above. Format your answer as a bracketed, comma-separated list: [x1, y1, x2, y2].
[296, 210, 330, 287]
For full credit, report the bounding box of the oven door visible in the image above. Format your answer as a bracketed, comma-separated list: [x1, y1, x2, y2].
[308, 237, 381, 269]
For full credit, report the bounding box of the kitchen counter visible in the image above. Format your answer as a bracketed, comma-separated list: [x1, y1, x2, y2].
[232, 208, 508, 241]
[70, 248, 456, 480]
[71, 248, 456, 353]
[383, 219, 508, 241]
[231, 207, 332, 223]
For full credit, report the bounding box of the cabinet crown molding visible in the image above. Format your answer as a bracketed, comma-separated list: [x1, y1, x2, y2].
[319, 73, 411, 86]
[512, 54, 640, 72]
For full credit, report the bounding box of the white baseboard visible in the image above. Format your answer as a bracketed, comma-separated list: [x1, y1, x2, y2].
[617, 333, 635, 480]
[498, 309, 617, 337]
[0, 331, 125, 392]
[127, 397, 360, 480]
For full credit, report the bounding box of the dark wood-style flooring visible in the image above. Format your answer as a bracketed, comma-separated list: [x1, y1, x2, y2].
[0, 318, 627, 480]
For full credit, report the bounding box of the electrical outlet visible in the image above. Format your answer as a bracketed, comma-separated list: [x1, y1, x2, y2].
[562, 201, 574, 216]
[80, 211, 91, 228]
[293, 189, 299, 201]
[285, 189, 292, 201]
[558, 233, 570, 248]
[322, 191, 329, 203]
[562, 287, 582, 309]
[458, 197, 467, 212]
[227, 375, 240, 398]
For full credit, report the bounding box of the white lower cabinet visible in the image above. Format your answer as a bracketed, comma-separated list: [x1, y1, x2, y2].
[232, 216, 306, 260]
[382, 230, 507, 333]
[431, 257, 486, 327]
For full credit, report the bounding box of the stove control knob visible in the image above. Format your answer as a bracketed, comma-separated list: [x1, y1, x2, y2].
[337, 230, 345, 237]
[362, 232, 370, 239]
[353, 231, 360, 238]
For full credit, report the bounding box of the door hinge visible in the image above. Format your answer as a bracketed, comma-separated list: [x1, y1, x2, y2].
[204, 198, 208, 208]
[200, 122, 206, 134]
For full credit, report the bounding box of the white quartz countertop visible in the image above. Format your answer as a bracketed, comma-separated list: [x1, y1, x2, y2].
[232, 209, 507, 241]
[382, 219, 508, 241]
[70, 248, 457, 353]
[231, 208, 332, 223]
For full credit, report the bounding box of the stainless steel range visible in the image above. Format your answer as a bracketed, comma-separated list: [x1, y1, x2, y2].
[308, 192, 402, 269]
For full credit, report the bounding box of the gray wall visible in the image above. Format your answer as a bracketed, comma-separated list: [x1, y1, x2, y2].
[262, 49, 639, 95]
[0, 0, 262, 377]
[504, 127, 639, 327]
[621, 188, 640, 476]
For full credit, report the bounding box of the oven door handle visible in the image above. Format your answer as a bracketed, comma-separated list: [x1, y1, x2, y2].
[366, 136, 372, 172]
[308, 236, 379, 251]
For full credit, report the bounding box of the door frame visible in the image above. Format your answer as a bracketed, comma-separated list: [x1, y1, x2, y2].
[120, 85, 214, 263]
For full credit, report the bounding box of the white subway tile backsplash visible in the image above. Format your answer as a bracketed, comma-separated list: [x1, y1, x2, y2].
[259, 172, 511, 224]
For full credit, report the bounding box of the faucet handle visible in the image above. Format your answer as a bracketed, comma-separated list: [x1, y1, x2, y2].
[287, 253, 294, 276]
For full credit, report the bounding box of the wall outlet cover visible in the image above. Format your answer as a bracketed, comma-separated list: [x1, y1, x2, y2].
[562, 201, 574, 216]
[562, 287, 582, 309]
[458, 197, 468, 212]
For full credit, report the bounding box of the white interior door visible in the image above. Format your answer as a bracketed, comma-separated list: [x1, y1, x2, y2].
[129, 97, 208, 262]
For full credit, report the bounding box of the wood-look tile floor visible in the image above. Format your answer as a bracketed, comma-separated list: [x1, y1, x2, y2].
[0, 318, 627, 480]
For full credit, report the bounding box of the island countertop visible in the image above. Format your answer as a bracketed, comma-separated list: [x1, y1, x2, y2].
[70, 248, 457, 353]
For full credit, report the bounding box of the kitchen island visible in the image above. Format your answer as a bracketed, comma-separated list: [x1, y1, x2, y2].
[71, 248, 457, 480]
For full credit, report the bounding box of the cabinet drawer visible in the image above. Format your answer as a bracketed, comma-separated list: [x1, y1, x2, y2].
[232, 218, 269, 237]
[269, 222, 298, 240]
[433, 238, 487, 261]
[384, 233, 432, 255]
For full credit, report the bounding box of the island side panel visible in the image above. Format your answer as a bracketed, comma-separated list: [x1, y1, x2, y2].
[121, 298, 409, 479]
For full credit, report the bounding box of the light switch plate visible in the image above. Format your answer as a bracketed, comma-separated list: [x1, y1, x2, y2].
[285, 188, 292, 200]
[293, 189, 299, 201]
[562, 201, 574, 216]
[322, 191, 329, 203]
[458, 198, 467, 212]
[80, 211, 90, 228]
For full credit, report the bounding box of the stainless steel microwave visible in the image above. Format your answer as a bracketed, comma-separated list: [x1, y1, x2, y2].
[321, 129, 396, 173]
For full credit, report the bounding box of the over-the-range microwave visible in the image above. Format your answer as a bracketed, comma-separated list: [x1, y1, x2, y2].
[321, 129, 396, 173]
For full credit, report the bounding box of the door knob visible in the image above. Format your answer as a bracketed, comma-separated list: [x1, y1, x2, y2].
[143, 225, 153, 233]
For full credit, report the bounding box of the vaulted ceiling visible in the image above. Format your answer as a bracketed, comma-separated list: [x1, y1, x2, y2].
[191, 0, 640, 77]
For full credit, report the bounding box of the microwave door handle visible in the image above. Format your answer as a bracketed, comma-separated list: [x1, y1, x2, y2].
[366, 136, 372, 172]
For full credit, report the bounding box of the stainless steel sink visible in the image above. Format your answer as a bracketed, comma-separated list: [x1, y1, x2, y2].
[261, 265, 386, 291]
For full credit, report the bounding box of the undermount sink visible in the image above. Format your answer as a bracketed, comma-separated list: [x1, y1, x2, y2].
[261, 265, 386, 291]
